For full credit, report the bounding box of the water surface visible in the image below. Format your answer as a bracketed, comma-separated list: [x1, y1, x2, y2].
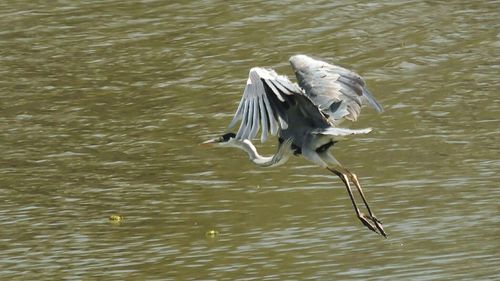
[1, 0, 499, 280]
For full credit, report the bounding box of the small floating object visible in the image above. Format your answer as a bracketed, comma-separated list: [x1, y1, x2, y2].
[205, 229, 219, 238]
[109, 215, 124, 223]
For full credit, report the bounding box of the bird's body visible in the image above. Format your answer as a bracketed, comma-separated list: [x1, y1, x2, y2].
[204, 55, 387, 237]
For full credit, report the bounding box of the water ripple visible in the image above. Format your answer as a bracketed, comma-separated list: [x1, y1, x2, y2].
[0, 0, 498, 280]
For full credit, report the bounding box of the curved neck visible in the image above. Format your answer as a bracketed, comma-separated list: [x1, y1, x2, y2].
[232, 139, 290, 167]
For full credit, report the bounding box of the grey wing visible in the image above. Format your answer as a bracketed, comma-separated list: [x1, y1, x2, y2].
[228, 67, 329, 143]
[292, 57, 383, 123]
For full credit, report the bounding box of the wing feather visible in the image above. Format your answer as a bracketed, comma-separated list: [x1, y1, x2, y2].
[276, 77, 301, 93]
[228, 95, 245, 129]
[250, 99, 260, 138]
[228, 67, 329, 142]
[290, 55, 383, 123]
[315, 127, 372, 136]
[235, 99, 249, 139]
[261, 90, 278, 135]
[269, 79, 293, 96]
[244, 100, 255, 139]
[258, 96, 269, 143]
[263, 78, 285, 101]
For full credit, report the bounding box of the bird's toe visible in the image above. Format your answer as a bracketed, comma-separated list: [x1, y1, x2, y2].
[358, 213, 378, 233]
[371, 215, 387, 238]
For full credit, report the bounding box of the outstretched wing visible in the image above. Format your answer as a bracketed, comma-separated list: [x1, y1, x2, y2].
[289, 55, 383, 123]
[228, 67, 330, 143]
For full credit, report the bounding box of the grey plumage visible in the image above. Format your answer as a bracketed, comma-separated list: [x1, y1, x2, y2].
[214, 54, 387, 237]
[228, 55, 382, 158]
[290, 54, 383, 123]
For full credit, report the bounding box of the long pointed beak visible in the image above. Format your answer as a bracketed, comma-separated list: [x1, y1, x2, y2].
[200, 138, 219, 147]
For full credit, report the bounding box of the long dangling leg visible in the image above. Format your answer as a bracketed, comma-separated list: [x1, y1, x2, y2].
[326, 167, 381, 235]
[346, 171, 386, 237]
[321, 152, 386, 237]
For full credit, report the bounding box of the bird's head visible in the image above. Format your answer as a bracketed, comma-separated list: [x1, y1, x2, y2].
[201, 132, 237, 147]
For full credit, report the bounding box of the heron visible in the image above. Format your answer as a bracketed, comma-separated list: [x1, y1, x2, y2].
[203, 54, 387, 237]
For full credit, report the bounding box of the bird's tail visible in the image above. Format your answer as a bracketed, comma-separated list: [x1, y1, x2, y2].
[314, 127, 372, 136]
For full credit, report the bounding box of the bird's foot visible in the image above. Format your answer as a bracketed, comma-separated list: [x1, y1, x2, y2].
[358, 212, 378, 233]
[358, 212, 387, 238]
[370, 215, 387, 238]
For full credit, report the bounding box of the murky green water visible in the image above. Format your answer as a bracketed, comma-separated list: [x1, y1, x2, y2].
[1, 1, 499, 280]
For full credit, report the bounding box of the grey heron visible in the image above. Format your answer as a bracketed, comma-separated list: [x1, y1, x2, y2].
[204, 54, 387, 237]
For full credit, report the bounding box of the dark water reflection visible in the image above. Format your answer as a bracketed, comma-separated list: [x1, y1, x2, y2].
[1, 0, 499, 280]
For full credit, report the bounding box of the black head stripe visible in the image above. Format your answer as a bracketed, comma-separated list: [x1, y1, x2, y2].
[221, 132, 236, 142]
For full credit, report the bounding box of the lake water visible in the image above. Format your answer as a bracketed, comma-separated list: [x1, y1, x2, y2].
[1, 0, 499, 280]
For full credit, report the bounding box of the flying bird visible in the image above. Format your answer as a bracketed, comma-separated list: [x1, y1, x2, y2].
[203, 54, 387, 237]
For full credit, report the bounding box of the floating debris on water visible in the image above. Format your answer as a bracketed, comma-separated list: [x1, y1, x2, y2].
[205, 229, 219, 238]
[109, 215, 124, 223]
